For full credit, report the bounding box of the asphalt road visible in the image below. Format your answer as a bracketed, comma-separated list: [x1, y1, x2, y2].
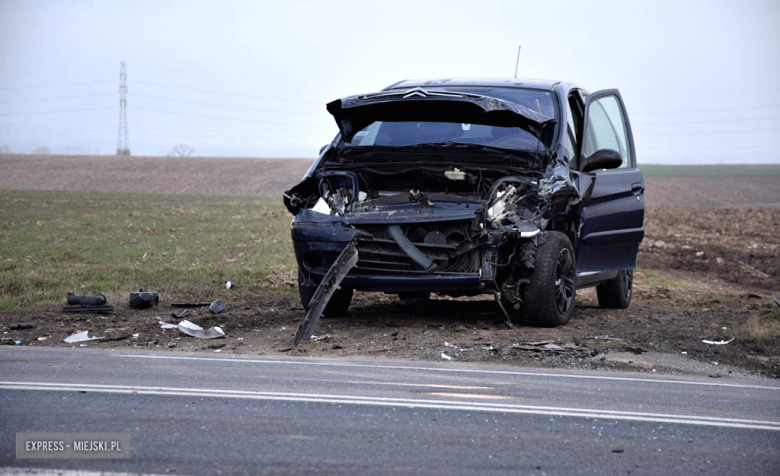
[1, 347, 779, 476]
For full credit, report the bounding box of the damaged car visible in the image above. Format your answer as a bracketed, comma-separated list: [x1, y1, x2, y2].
[284, 78, 645, 343]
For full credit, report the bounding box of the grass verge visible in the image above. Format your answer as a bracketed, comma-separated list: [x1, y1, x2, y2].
[0, 190, 296, 309]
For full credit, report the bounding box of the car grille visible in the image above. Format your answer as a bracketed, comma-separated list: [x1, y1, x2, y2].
[352, 221, 480, 275]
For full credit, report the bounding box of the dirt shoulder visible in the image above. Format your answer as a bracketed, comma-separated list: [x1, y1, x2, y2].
[3, 259, 778, 380]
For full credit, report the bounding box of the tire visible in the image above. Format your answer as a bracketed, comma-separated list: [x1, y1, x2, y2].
[596, 269, 633, 309]
[297, 268, 353, 317]
[524, 231, 576, 327]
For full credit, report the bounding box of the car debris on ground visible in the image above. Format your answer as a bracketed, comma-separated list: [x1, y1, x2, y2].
[129, 290, 159, 309]
[293, 240, 358, 345]
[511, 341, 572, 353]
[10, 323, 34, 330]
[62, 292, 113, 314]
[67, 293, 107, 306]
[159, 319, 226, 339]
[62, 306, 114, 314]
[209, 299, 227, 314]
[63, 330, 105, 344]
[441, 353, 454, 361]
[171, 301, 212, 308]
[702, 338, 734, 345]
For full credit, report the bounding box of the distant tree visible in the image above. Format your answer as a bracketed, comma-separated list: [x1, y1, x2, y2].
[32, 146, 51, 155]
[0, 144, 12, 154]
[168, 144, 195, 157]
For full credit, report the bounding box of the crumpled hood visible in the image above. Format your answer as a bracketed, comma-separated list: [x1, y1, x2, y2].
[326, 87, 556, 144]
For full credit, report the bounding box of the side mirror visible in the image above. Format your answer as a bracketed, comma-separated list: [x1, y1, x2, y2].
[319, 144, 329, 155]
[581, 149, 623, 173]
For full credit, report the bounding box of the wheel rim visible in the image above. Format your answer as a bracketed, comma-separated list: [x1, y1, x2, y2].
[554, 248, 575, 314]
[623, 270, 633, 299]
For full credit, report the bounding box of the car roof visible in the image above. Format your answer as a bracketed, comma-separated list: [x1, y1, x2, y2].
[385, 77, 566, 91]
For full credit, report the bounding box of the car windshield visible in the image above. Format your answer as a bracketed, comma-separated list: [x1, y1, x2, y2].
[341, 87, 557, 152]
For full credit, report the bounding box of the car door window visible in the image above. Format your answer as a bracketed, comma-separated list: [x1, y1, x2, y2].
[582, 95, 631, 168]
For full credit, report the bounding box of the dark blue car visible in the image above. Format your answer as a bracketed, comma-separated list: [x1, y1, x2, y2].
[284, 78, 644, 342]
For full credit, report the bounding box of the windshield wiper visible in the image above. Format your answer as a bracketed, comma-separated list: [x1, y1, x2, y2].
[406, 141, 540, 157]
[408, 141, 486, 149]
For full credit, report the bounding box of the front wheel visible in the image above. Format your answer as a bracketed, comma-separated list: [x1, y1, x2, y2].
[524, 231, 576, 327]
[596, 269, 633, 309]
[297, 268, 353, 317]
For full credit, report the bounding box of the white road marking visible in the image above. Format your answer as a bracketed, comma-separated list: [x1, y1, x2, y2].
[424, 392, 512, 399]
[0, 469, 168, 476]
[3, 381, 780, 431]
[115, 353, 780, 391]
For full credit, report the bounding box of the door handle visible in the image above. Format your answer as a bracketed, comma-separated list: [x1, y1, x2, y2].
[631, 182, 644, 195]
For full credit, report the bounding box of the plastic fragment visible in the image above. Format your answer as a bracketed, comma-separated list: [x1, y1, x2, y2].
[702, 338, 734, 345]
[63, 330, 105, 343]
[177, 320, 225, 339]
[209, 299, 227, 314]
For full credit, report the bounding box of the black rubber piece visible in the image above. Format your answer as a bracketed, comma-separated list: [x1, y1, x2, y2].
[171, 302, 211, 308]
[387, 225, 437, 273]
[597, 269, 633, 309]
[67, 293, 107, 306]
[129, 292, 159, 309]
[62, 306, 114, 313]
[523, 231, 576, 327]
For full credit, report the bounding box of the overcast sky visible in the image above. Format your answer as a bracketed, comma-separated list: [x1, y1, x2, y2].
[1, 0, 778, 163]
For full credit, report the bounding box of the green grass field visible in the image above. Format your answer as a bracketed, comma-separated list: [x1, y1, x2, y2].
[641, 164, 780, 176]
[0, 190, 296, 310]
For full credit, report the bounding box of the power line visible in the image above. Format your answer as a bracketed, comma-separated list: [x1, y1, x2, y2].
[132, 80, 323, 105]
[132, 93, 323, 117]
[634, 115, 780, 126]
[0, 80, 115, 91]
[632, 104, 780, 115]
[0, 93, 116, 104]
[0, 106, 115, 116]
[639, 126, 780, 136]
[131, 106, 333, 128]
[0, 119, 330, 140]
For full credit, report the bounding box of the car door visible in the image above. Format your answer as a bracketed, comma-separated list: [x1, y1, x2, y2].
[572, 89, 645, 273]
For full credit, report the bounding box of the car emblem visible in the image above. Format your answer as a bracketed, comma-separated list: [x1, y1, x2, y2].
[402, 87, 429, 98]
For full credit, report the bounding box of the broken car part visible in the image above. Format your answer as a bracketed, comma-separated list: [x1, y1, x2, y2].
[10, 323, 35, 330]
[176, 320, 225, 339]
[387, 224, 437, 273]
[294, 240, 359, 345]
[209, 299, 227, 314]
[62, 306, 114, 314]
[63, 330, 105, 344]
[129, 291, 159, 309]
[170, 302, 212, 308]
[702, 338, 734, 345]
[67, 293, 107, 306]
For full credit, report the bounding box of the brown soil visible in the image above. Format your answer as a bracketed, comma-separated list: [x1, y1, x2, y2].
[644, 176, 780, 208]
[3, 155, 780, 208]
[0, 154, 313, 197]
